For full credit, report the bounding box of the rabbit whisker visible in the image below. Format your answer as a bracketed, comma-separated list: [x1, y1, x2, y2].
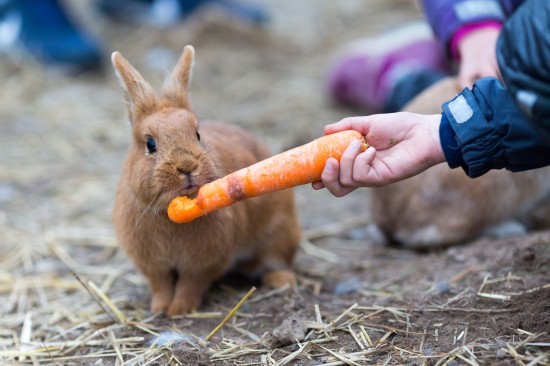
[131, 193, 163, 235]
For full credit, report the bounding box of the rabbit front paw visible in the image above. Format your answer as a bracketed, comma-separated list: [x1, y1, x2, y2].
[263, 269, 296, 288]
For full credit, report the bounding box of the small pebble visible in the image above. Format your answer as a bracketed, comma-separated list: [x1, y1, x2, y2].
[435, 281, 451, 295]
[447, 248, 466, 263]
[0, 183, 16, 203]
[349, 224, 388, 245]
[149, 331, 195, 346]
[271, 316, 307, 349]
[334, 276, 364, 295]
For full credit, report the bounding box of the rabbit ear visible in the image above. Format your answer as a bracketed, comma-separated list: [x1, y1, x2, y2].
[162, 45, 195, 109]
[111, 51, 157, 123]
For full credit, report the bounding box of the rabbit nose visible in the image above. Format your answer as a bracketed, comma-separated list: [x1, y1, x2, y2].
[177, 167, 194, 176]
[175, 155, 198, 176]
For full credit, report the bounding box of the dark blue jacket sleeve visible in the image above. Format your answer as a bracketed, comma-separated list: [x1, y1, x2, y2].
[421, 0, 522, 54]
[439, 78, 550, 178]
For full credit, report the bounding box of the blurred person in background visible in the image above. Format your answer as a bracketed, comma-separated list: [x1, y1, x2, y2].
[327, 0, 524, 114]
[0, 0, 266, 73]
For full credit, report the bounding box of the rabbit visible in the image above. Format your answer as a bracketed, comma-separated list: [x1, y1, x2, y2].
[111, 46, 301, 316]
[369, 77, 550, 248]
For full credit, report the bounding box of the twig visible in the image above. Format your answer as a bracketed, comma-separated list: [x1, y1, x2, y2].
[88, 281, 127, 324]
[71, 271, 118, 323]
[300, 239, 340, 263]
[205, 286, 256, 341]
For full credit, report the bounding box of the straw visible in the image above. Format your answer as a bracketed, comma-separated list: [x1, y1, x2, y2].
[205, 286, 256, 341]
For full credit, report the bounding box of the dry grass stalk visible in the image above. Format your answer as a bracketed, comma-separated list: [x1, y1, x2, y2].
[359, 325, 373, 348]
[227, 324, 261, 342]
[0, 275, 80, 294]
[88, 281, 127, 324]
[315, 343, 362, 366]
[450, 266, 478, 283]
[315, 304, 324, 324]
[205, 286, 256, 341]
[282, 343, 311, 365]
[474, 273, 549, 302]
[210, 342, 266, 361]
[302, 216, 370, 241]
[315, 346, 392, 366]
[310, 336, 339, 345]
[248, 284, 291, 303]
[46, 237, 81, 273]
[454, 352, 480, 366]
[18, 312, 32, 362]
[184, 311, 223, 319]
[477, 292, 511, 301]
[300, 239, 340, 263]
[347, 325, 365, 350]
[329, 303, 358, 327]
[506, 342, 526, 366]
[375, 331, 395, 348]
[108, 329, 125, 365]
[71, 271, 119, 324]
[524, 354, 549, 366]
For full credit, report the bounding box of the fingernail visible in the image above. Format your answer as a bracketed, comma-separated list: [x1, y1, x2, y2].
[350, 140, 361, 150]
[325, 161, 334, 174]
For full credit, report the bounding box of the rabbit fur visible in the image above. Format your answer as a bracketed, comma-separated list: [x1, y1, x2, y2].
[370, 77, 550, 248]
[112, 46, 301, 316]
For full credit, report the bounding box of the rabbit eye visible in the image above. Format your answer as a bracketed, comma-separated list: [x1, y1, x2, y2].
[146, 137, 157, 154]
[196, 131, 201, 141]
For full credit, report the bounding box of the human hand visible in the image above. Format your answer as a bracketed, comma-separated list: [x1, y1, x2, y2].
[457, 26, 501, 89]
[312, 113, 446, 197]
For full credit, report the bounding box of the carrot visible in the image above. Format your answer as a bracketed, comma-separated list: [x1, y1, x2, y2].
[168, 130, 366, 223]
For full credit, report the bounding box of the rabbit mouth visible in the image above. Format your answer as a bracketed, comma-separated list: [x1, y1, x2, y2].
[175, 185, 200, 198]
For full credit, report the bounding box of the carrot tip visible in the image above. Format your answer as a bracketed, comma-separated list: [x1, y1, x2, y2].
[167, 196, 204, 223]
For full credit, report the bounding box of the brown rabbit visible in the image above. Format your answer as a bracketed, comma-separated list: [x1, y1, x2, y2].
[370, 77, 550, 248]
[112, 46, 301, 316]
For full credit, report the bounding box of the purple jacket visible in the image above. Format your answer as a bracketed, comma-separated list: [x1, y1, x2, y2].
[421, 0, 524, 54]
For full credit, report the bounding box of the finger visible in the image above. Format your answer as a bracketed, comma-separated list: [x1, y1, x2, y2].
[352, 146, 377, 185]
[311, 181, 325, 190]
[337, 140, 362, 186]
[324, 116, 372, 135]
[321, 158, 356, 197]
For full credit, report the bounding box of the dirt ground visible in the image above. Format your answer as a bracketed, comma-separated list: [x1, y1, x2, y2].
[0, 1, 549, 365]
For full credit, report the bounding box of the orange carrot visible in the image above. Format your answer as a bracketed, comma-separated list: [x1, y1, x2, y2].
[168, 130, 366, 223]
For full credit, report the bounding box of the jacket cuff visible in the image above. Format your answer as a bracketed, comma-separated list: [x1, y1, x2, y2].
[442, 87, 508, 177]
[439, 112, 464, 169]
